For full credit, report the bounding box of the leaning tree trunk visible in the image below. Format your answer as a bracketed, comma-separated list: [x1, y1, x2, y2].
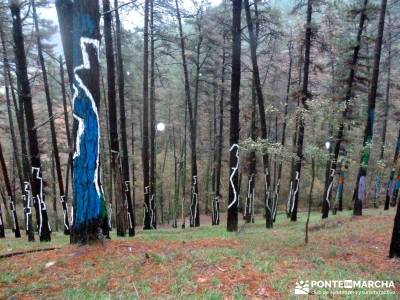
[353, 0, 387, 216]
[10, 0, 51, 241]
[32, 0, 70, 235]
[175, 0, 200, 227]
[0, 141, 21, 238]
[244, 0, 273, 228]
[115, 0, 135, 236]
[291, 0, 313, 222]
[103, 0, 127, 236]
[227, 0, 242, 232]
[58, 0, 109, 243]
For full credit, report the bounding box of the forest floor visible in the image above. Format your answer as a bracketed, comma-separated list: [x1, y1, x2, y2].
[0, 209, 399, 299]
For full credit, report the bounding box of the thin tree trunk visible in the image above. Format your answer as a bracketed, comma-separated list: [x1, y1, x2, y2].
[305, 158, 315, 244]
[10, 1, 51, 241]
[175, 0, 200, 227]
[227, 0, 242, 232]
[212, 38, 226, 226]
[103, 0, 127, 236]
[273, 40, 293, 222]
[385, 128, 400, 210]
[374, 12, 391, 208]
[149, 0, 157, 229]
[244, 0, 272, 227]
[291, 0, 313, 222]
[353, 0, 387, 216]
[114, 0, 135, 236]
[32, 0, 70, 234]
[0, 141, 21, 238]
[323, 0, 369, 218]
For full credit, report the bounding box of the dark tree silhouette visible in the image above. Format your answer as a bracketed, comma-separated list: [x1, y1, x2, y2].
[10, 0, 51, 241]
[227, 0, 242, 232]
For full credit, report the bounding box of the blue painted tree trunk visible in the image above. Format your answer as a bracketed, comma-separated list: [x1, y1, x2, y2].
[69, 0, 109, 243]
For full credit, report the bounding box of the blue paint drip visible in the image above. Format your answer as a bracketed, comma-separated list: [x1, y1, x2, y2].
[72, 13, 103, 229]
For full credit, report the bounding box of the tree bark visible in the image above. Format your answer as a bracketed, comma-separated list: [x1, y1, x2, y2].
[60, 0, 109, 243]
[114, 0, 135, 236]
[32, 0, 70, 235]
[227, 0, 242, 232]
[175, 0, 200, 227]
[10, 1, 51, 241]
[323, 0, 368, 218]
[244, 0, 273, 227]
[103, 0, 127, 236]
[0, 141, 21, 238]
[291, 0, 313, 222]
[149, 0, 157, 228]
[353, 0, 387, 216]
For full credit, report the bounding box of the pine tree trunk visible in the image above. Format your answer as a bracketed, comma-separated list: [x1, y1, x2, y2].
[175, 0, 200, 227]
[149, 0, 157, 228]
[291, 0, 313, 222]
[142, 0, 154, 229]
[227, 0, 242, 232]
[244, 0, 272, 228]
[103, 0, 127, 236]
[323, 0, 368, 219]
[274, 40, 293, 222]
[353, 0, 387, 216]
[212, 38, 226, 226]
[385, 128, 400, 210]
[0, 141, 21, 238]
[114, 0, 135, 236]
[10, 1, 51, 241]
[32, 0, 70, 235]
[59, 0, 109, 243]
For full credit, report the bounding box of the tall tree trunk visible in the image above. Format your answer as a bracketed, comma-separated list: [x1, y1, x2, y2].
[59, 56, 73, 221]
[175, 0, 200, 227]
[103, 0, 127, 236]
[244, 81, 256, 224]
[59, 0, 109, 243]
[274, 40, 293, 222]
[291, 0, 313, 222]
[323, 0, 368, 218]
[114, 0, 135, 236]
[142, 0, 154, 229]
[32, 0, 70, 235]
[0, 141, 21, 238]
[10, 0, 51, 241]
[149, 0, 157, 228]
[227, 0, 242, 232]
[0, 26, 23, 195]
[374, 12, 391, 209]
[244, 0, 272, 228]
[212, 38, 226, 226]
[353, 0, 387, 216]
